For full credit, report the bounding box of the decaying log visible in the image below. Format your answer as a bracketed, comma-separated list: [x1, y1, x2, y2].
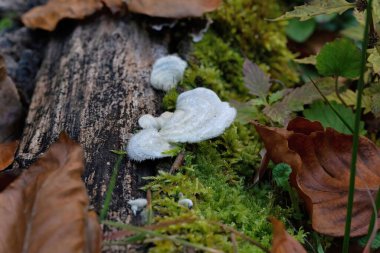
[15, 15, 169, 226]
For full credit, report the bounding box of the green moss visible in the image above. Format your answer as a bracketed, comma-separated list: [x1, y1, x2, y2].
[143, 134, 306, 252]
[210, 0, 299, 85]
[162, 89, 179, 111]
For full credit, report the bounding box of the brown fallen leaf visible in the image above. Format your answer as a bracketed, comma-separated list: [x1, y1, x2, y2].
[0, 140, 19, 171]
[270, 217, 307, 253]
[253, 118, 380, 237]
[103, 0, 126, 13]
[126, 0, 221, 18]
[22, 0, 104, 31]
[0, 55, 23, 143]
[0, 133, 101, 253]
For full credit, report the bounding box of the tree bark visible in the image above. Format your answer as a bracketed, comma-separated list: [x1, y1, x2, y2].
[15, 15, 168, 225]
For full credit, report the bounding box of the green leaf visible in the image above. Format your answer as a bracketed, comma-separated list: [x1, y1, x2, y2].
[286, 18, 316, 43]
[243, 59, 271, 98]
[316, 38, 361, 78]
[303, 101, 366, 135]
[368, 48, 380, 73]
[294, 55, 317, 65]
[263, 78, 335, 124]
[273, 0, 355, 21]
[359, 232, 380, 249]
[272, 163, 292, 190]
[111, 149, 127, 155]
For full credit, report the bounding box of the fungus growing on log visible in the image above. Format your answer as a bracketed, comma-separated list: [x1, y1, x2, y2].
[150, 55, 187, 91]
[127, 88, 236, 161]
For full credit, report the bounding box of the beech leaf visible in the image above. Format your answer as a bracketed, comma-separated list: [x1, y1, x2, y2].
[0, 55, 23, 143]
[273, 0, 355, 21]
[316, 38, 361, 78]
[243, 59, 271, 98]
[270, 217, 307, 253]
[253, 118, 380, 237]
[22, 0, 108, 31]
[0, 133, 101, 253]
[126, 0, 221, 18]
[0, 140, 19, 171]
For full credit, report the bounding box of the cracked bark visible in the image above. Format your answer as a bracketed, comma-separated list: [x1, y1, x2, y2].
[12, 15, 168, 235]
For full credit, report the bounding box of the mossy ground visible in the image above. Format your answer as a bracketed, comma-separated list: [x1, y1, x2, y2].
[144, 0, 306, 252]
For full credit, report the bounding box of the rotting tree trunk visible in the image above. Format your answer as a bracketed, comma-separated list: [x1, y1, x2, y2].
[14, 15, 168, 226]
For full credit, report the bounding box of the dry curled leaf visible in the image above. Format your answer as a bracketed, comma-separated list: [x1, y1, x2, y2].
[0, 55, 23, 143]
[0, 133, 101, 253]
[270, 217, 307, 253]
[253, 118, 380, 237]
[126, 0, 221, 18]
[22, 0, 105, 31]
[0, 140, 19, 171]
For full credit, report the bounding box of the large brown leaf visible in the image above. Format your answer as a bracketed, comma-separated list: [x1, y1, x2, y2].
[0, 55, 23, 143]
[0, 133, 101, 253]
[126, 0, 221, 18]
[0, 140, 19, 171]
[22, 0, 104, 31]
[253, 118, 380, 237]
[270, 217, 307, 253]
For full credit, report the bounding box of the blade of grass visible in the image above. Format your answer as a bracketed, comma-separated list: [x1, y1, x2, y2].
[342, 0, 372, 251]
[103, 220, 224, 253]
[99, 150, 126, 221]
[308, 76, 354, 133]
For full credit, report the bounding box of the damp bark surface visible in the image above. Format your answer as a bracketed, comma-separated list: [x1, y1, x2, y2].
[11, 15, 168, 229]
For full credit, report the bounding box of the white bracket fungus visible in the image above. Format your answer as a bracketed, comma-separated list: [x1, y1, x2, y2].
[127, 87, 236, 161]
[178, 198, 193, 209]
[128, 198, 148, 215]
[150, 55, 187, 91]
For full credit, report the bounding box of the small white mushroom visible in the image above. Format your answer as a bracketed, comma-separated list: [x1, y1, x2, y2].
[178, 198, 193, 209]
[150, 55, 187, 91]
[127, 129, 174, 161]
[128, 198, 148, 215]
[127, 88, 236, 161]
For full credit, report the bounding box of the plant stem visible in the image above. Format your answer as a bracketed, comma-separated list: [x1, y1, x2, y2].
[309, 76, 354, 133]
[342, 0, 372, 251]
[100, 152, 125, 221]
[335, 76, 347, 107]
[365, 186, 380, 249]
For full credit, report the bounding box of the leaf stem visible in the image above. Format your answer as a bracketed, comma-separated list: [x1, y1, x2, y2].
[334, 76, 347, 107]
[342, 0, 372, 251]
[100, 152, 126, 221]
[308, 76, 354, 133]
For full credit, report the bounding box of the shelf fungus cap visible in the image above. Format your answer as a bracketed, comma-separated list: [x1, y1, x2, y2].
[150, 55, 187, 91]
[128, 198, 148, 215]
[159, 87, 236, 143]
[127, 88, 236, 161]
[126, 128, 174, 161]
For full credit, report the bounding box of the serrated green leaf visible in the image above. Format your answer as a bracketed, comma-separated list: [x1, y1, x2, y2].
[263, 78, 335, 124]
[303, 101, 366, 135]
[294, 55, 317, 65]
[273, 0, 355, 21]
[316, 38, 361, 78]
[359, 232, 380, 249]
[286, 18, 316, 43]
[368, 48, 380, 73]
[243, 59, 271, 98]
[272, 163, 292, 190]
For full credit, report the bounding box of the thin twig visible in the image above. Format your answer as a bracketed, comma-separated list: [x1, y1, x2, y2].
[308, 76, 354, 133]
[103, 221, 223, 253]
[210, 221, 270, 253]
[146, 189, 153, 225]
[169, 151, 185, 174]
[231, 232, 238, 253]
